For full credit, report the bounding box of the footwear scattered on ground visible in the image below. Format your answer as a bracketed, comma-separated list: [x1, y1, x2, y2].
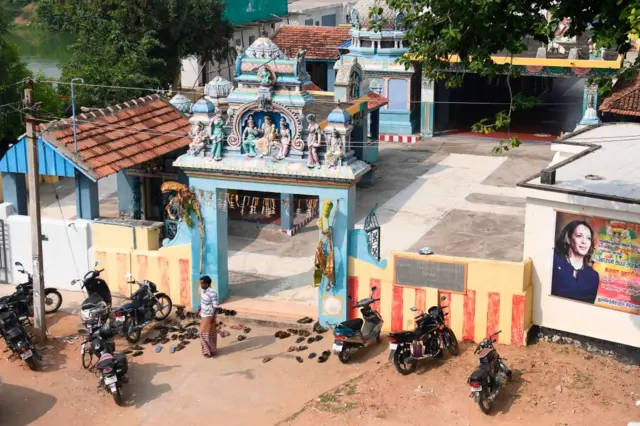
[295, 356, 303, 363]
[262, 356, 273, 363]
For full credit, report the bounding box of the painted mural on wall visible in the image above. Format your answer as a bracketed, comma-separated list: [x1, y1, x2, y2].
[552, 212, 640, 315]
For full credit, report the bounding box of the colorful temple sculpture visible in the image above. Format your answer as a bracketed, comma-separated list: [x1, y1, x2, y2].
[162, 35, 387, 324]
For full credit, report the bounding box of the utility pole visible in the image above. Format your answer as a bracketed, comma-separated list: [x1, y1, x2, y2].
[24, 85, 46, 342]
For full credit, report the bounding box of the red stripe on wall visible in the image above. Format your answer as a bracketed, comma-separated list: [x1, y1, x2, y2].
[347, 276, 359, 320]
[391, 286, 404, 332]
[415, 288, 426, 313]
[511, 295, 526, 346]
[137, 255, 148, 280]
[158, 257, 171, 295]
[439, 291, 451, 328]
[462, 289, 476, 342]
[487, 292, 501, 343]
[178, 259, 190, 307]
[370, 278, 381, 313]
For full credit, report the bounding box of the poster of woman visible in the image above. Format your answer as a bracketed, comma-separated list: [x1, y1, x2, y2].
[552, 213, 640, 315]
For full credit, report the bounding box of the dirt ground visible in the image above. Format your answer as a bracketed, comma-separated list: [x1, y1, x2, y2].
[282, 341, 639, 426]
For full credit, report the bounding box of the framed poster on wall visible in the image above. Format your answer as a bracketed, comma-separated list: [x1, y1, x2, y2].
[552, 211, 640, 315]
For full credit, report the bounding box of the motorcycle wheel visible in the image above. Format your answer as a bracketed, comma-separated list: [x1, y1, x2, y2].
[478, 390, 492, 414]
[153, 295, 173, 321]
[393, 345, 417, 375]
[82, 349, 93, 370]
[112, 387, 124, 406]
[44, 290, 63, 314]
[25, 357, 38, 371]
[443, 328, 460, 356]
[376, 332, 381, 345]
[338, 348, 351, 364]
[124, 318, 142, 344]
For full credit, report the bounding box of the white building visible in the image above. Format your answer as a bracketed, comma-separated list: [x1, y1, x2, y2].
[286, 0, 355, 27]
[521, 123, 640, 349]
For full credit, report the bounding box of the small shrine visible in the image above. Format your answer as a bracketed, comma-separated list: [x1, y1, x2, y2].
[165, 34, 388, 325]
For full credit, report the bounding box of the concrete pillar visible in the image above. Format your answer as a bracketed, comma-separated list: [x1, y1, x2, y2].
[317, 185, 356, 326]
[327, 62, 336, 91]
[190, 179, 228, 309]
[280, 193, 294, 232]
[1, 172, 27, 215]
[116, 171, 134, 217]
[370, 110, 380, 140]
[421, 79, 435, 137]
[75, 172, 100, 220]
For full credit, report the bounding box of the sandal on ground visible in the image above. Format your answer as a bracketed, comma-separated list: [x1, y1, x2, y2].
[262, 356, 273, 363]
[307, 337, 315, 344]
[243, 328, 251, 334]
[287, 346, 296, 352]
[237, 335, 246, 341]
[295, 337, 305, 344]
[295, 356, 304, 363]
[297, 345, 308, 352]
[296, 317, 313, 324]
[308, 352, 317, 359]
[132, 351, 144, 357]
[314, 335, 323, 342]
[317, 350, 331, 363]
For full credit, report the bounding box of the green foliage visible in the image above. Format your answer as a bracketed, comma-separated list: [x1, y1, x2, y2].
[47, 0, 234, 108]
[378, 0, 638, 153]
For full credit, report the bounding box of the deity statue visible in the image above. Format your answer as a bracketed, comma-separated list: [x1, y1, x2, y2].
[305, 114, 322, 168]
[324, 129, 344, 169]
[210, 111, 226, 161]
[259, 67, 273, 87]
[242, 115, 258, 157]
[275, 118, 291, 160]
[188, 122, 207, 156]
[350, 8, 360, 30]
[257, 115, 277, 158]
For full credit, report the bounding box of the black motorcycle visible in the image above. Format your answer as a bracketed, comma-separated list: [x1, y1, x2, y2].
[0, 302, 42, 370]
[468, 330, 512, 414]
[0, 262, 63, 324]
[388, 296, 459, 375]
[73, 261, 113, 307]
[87, 323, 128, 406]
[114, 273, 172, 343]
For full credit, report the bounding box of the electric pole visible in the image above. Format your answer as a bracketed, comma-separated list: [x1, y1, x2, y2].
[24, 85, 47, 342]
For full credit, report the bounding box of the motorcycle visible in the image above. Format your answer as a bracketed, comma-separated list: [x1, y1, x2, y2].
[468, 330, 512, 414]
[331, 286, 383, 364]
[114, 272, 172, 343]
[388, 296, 459, 375]
[75, 262, 113, 347]
[87, 323, 129, 406]
[0, 302, 42, 371]
[0, 261, 63, 324]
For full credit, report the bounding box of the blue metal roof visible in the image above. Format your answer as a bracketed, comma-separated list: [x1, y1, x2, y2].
[338, 40, 352, 49]
[0, 135, 92, 180]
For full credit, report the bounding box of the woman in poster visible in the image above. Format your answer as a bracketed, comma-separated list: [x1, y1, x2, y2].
[552, 220, 600, 304]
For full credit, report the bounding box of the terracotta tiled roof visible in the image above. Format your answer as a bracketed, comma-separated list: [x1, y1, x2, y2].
[364, 92, 388, 111]
[304, 82, 325, 92]
[272, 25, 351, 60]
[39, 95, 191, 180]
[599, 76, 640, 117]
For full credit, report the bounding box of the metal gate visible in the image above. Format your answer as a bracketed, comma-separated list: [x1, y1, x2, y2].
[0, 220, 8, 283]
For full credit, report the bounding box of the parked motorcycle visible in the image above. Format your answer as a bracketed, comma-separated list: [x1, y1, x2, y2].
[87, 323, 129, 406]
[468, 330, 512, 414]
[388, 296, 459, 375]
[75, 262, 113, 343]
[0, 302, 42, 370]
[114, 272, 172, 344]
[331, 286, 383, 364]
[0, 262, 63, 324]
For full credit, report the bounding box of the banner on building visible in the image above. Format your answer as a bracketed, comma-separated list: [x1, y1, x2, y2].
[552, 212, 640, 315]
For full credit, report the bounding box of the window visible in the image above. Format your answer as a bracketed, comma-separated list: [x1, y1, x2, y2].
[248, 35, 256, 45]
[305, 18, 313, 26]
[235, 39, 242, 47]
[380, 40, 395, 49]
[321, 14, 337, 27]
[388, 79, 408, 110]
[360, 40, 372, 48]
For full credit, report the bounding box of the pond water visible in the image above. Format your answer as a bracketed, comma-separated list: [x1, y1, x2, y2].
[7, 25, 75, 79]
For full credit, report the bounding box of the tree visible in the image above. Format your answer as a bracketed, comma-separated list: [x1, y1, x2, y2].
[373, 0, 640, 151]
[0, 4, 30, 156]
[52, 0, 234, 108]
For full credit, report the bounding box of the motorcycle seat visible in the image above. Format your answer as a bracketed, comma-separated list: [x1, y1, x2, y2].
[114, 303, 135, 312]
[337, 318, 363, 332]
[470, 366, 490, 382]
[81, 293, 105, 310]
[389, 331, 416, 341]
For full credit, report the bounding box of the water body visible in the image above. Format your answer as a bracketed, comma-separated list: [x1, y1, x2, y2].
[7, 24, 75, 79]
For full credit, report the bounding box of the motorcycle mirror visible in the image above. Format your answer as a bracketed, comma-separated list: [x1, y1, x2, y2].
[440, 295, 446, 301]
[371, 286, 377, 292]
[94, 260, 100, 266]
[14, 261, 22, 267]
[410, 306, 418, 312]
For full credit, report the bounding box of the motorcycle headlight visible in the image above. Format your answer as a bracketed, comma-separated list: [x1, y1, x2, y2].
[16, 340, 25, 348]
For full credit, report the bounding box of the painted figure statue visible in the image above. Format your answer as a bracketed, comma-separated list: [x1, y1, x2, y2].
[276, 118, 291, 160]
[324, 129, 344, 168]
[257, 115, 277, 158]
[188, 122, 207, 156]
[305, 114, 322, 168]
[259, 67, 273, 86]
[242, 115, 258, 157]
[210, 111, 225, 161]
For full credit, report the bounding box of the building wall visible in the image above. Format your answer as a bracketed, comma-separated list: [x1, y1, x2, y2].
[0, 203, 93, 290]
[523, 194, 640, 348]
[348, 230, 533, 345]
[92, 223, 193, 307]
[287, 5, 350, 27]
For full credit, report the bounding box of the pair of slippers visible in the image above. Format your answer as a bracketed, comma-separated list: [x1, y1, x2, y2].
[313, 322, 329, 334]
[317, 350, 330, 363]
[287, 345, 308, 352]
[297, 317, 314, 324]
[218, 330, 231, 338]
[288, 328, 311, 337]
[237, 335, 246, 341]
[307, 335, 323, 344]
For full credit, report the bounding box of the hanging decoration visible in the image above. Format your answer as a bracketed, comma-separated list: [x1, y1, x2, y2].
[282, 199, 290, 217]
[314, 199, 336, 290]
[161, 181, 205, 274]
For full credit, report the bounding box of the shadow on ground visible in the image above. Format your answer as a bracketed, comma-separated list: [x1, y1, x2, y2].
[0, 383, 57, 425]
[123, 363, 175, 409]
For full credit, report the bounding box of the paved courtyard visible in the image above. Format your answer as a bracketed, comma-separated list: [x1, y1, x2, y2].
[33, 137, 554, 314]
